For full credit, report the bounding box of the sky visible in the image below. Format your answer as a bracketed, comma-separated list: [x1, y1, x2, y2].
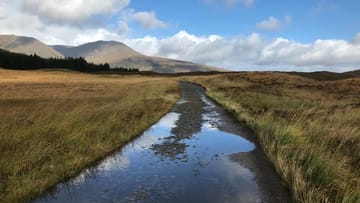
[0, 0, 360, 72]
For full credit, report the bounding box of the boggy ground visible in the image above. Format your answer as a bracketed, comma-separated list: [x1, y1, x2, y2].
[0, 69, 179, 202]
[150, 82, 291, 202]
[184, 82, 292, 202]
[34, 81, 290, 203]
[186, 72, 360, 203]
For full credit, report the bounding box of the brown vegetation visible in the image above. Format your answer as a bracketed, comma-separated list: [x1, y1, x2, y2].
[187, 72, 360, 203]
[0, 69, 179, 202]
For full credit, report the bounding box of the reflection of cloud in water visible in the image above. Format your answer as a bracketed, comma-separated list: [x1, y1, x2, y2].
[220, 157, 261, 202]
[130, 135, 159, 150]
[202, 122, 218, 131]
[157, 112, 180, 128]
[69, 154, 130, 185]
[222, 157, 255, 184]
[36, 83, 286, 203]
[98, 154, 130, 171]
[176, 98, 188, 105]
[70, 172, 87, 185]
[144, 112, 180, 137]
[201, 95, 222, 130]
[131, 112, 180, 149]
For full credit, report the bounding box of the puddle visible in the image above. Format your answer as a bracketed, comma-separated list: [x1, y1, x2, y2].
[35, 82, 288, 203]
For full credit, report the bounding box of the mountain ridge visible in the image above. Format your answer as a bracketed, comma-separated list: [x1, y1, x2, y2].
[0, 34, 223, 73]
[0, 35, 63, 58]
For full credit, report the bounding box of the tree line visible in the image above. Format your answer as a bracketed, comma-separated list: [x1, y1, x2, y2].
[0, 49, 139, 73]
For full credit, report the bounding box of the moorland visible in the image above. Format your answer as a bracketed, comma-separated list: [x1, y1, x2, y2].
[0, 67, 359, 203]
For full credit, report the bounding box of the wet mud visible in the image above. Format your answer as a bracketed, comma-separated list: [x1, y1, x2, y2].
[35, 82, 290, 203]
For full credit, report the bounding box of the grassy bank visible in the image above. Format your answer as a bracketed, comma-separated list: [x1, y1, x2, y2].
[0, 69, 179, 202]
[187, 72, 360, 203]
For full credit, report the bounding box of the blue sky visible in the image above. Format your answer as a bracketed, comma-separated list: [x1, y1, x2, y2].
[0, 0, 360, 71]
[127, 0, 359, 42]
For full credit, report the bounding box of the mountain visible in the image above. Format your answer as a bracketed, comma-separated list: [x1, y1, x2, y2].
[0, 34, 222, 73]
[0, 35, 63, 58]
[52, 41, 140, 61]
[52, 41, 222, 73]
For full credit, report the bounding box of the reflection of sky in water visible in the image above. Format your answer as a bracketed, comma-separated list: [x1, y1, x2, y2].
[36, 86, 261, 203]
[57, 112, 181, 187]
[142, 112, 180, 137]
[175, 98, 188, 105]
[201, 95, 222, 130]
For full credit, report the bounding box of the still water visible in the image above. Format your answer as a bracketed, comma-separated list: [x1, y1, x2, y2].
[35, 82, 286, 203]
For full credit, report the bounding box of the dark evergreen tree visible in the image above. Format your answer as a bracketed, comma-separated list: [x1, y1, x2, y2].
[0, 49, 139, 73]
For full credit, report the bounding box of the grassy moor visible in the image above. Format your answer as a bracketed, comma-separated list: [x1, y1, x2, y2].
[1, 1, 360, 202]
[0, 69, 179, 202]
[187, 72, 360, 203]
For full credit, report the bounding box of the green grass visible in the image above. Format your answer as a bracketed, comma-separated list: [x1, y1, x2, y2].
[0, 69, 179, 202]
[187, 72, 360, 203]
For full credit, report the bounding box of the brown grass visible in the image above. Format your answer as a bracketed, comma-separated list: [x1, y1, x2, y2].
[186, 72, 360, 203]
[0, 69, 179, 202]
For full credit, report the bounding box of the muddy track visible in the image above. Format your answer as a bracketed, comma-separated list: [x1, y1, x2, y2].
[35, 82, 290, 203]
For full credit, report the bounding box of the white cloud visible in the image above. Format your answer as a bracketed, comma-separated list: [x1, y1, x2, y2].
[352, 33, 360, 44]
[118, 21, 129, 34]
[0, 1, 170, 45]
[0, 1, 359, 72]
[125, 31, 360, 72]
[258, 38, 360, 67]
[0, 2, 8, 20]
[256, 16, 292, 31]
[72, 28, 123, 45]
[0, 3, 124, 45]
[125, 31, 264, 68]
[21, 0, 130, 24]
[131, 11, 167, 29]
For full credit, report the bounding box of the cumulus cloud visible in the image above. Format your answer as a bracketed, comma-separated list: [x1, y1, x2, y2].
[0, 1, 359, 72]
[21, 0, 130, 24]
[0, 1, 125, 45]
[125, 31, 360, 72]
[131, 11, 167, 29]
[126, 31, 263, 66]
[258, 38, 360, 67]
[256, 16, 292, 31]
[118, 21, 129, 34]
[0, 0, 170, 45]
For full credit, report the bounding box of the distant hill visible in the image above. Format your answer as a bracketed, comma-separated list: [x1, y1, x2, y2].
[0, 34, 223, 73]
[0, 35, 63, 58]
[286, 70, 360, 81]
[52, 40, 140, 61]
[52, 40, 222, 73]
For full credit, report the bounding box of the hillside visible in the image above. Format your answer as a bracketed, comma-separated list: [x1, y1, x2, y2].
[0, 34, 222, 73]
[53, 40, 222, 73]
[52, 40, 140, 61]
[0, 35, 63, 58]
[286, 70, 360, 81]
